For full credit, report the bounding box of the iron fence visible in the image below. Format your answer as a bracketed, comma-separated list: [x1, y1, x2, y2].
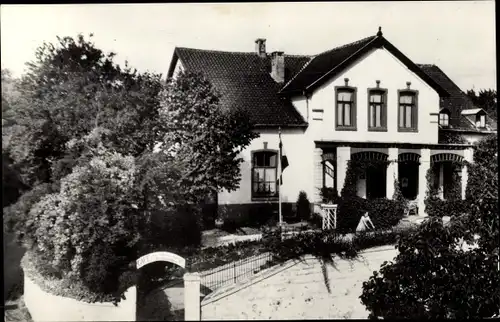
[199, 252, 273, 291]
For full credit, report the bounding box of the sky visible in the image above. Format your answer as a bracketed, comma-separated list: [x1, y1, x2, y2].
[1, 2, 496, 91]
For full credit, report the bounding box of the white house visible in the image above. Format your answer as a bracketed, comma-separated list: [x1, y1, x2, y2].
[167, 27, 496, 221]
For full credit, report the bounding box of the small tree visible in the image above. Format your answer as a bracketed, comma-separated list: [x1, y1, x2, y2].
[157, 71, 259, 202]
[296, 191, 311, 221]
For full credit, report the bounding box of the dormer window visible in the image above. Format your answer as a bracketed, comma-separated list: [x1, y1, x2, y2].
[439, 109, 450, 127]
[335, 82, 357, 131]
[476, 114, 486, 128]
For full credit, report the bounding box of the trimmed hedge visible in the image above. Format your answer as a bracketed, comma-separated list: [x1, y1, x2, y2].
[335, 196, 406, 233]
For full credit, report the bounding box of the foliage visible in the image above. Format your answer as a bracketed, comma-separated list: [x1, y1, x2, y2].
[319, 187, 340, 204]
[158, 71, 259, 202]
[296, 191, 311, 221]
[360, 135, 499, 319]
[332, 161, 406, 233]
[24, 146, 141, 296]
[466, 88, 497, 120]
[438, 131, 468, 144]
[424, 161, 465, 217]
[4, 182, 56, 238]
[5, 34, 259, 301]
[3, 34, 164, 188]
[21, 251, 137, 304]
[2, 152, 29, 208]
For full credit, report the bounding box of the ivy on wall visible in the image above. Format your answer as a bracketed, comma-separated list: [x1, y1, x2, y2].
[424, 160, 467, 217]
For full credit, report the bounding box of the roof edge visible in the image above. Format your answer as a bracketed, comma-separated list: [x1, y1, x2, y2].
[166, 48, 180, 79]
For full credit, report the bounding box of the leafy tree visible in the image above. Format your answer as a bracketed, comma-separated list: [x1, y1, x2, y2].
[3, 34, 164, 188]
[5, 34, 259, 301]
[157, 71, 259, 202]
[360, 134, 499, 319]
[466, 89, 497, 119]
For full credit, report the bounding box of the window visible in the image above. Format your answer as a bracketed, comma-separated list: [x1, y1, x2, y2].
[439, 112, 449, 127]
[398, 90, 418, 131]
[368, 89, 387, 131]
[476, 114, 486, 128]
[252, 151, 278, 199]
[323, 160, 335, 189]
[335, 87, 357, 130]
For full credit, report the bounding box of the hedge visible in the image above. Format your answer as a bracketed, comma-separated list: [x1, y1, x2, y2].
[21, 251, 137, 304]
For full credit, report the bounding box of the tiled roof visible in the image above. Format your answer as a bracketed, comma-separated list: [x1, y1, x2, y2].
[417, 64, 497, 132]
[171, 47, 310, 127]
[281, 36, 377, 93]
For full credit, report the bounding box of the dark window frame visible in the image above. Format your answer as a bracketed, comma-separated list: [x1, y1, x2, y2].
[335, 86, 357, 131]
[251, 149, 279, 201]
[367, 88, 388, 132]
[322, 159, 337, 193]
[439, 111, 450, 127]
[397, 89, 419, 132]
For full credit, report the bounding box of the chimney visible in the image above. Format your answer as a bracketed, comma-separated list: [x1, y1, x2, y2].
[270, 51, 285, 83]
[255, 38, 266, 58]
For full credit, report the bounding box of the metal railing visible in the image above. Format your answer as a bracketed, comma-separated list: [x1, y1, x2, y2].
[199, 252, 273, 291]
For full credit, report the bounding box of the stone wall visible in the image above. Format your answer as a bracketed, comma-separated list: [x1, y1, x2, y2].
[24, 276, 136, 321]
[201, 246, 398, 320]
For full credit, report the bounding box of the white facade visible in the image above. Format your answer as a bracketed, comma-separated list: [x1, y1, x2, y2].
[218, 47, 467, 217]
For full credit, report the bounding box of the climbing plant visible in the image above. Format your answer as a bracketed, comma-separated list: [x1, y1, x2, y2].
[424, 161, 467, 218]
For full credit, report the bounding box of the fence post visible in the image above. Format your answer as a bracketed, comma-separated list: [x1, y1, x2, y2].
[184, 272, 201, 321]
[233, 261, 236, 283]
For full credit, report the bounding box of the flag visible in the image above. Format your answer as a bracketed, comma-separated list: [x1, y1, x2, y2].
[277, 136, 289, 186]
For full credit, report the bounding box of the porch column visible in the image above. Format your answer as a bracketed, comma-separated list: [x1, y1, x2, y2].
[461, 147, 474, 200]
[418, 148, 431, 216]
[386, 148, 399, 199]
[313, 147, 323, 211]
[337, 146, 351, 196]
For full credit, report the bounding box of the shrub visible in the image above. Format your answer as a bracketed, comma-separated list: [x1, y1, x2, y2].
[22, 251, 137, 304]
[142, 205, 202, 252]
[319, 187, 340, 204]
[3, 182, 55, 239]
[360, 135, 499, 319]
[296, 191, 311, 221]
[336, 196, 368, 233]
[21, 149, 142, 299]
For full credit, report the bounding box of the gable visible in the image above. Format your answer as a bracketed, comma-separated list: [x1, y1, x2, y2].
[281, 31, 449, 97]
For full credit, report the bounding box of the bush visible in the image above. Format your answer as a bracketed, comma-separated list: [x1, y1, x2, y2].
[296, 191, 311, 221]
[360, 217, 500, 319]
[20, 149, 142, 298]
[319, 187, 340, 204]
[142, 205, 202, 252]
[360, 135, 499, 319]
[3, 182, 55, 238]
[22, 251, 137, 304]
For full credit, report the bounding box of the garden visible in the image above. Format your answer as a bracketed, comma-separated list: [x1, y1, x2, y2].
[2, 32, 498, 321]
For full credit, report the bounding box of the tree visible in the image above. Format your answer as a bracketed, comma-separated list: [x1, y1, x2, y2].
[360, 134, 499, 319]
[156, 71, 259, 202]
[3, 34, 164, 188]
[5, 34, 258, 301]
[466, 89, 497, 119]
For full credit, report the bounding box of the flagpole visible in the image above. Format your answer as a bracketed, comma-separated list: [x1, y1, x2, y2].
[278, 127, 283, 227]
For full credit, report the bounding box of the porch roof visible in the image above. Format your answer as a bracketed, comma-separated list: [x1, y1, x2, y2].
[314, 140, 474, 150]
